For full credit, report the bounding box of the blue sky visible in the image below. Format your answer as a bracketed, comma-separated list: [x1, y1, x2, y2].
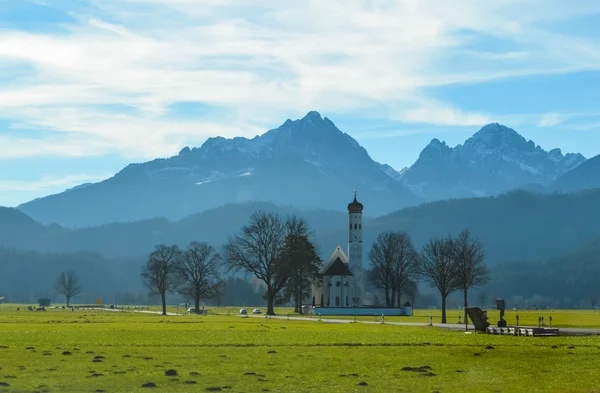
[1, 0, 600, 206]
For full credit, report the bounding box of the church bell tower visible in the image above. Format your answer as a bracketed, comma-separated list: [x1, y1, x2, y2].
[347, 191, 363, 276]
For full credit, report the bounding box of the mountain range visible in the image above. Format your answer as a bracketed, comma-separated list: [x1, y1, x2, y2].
[398, 123, 586, 200]
[18, 112, 419, 227]
[14, 111, 600, 228]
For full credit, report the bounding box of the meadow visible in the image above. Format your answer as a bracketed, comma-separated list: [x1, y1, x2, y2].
[0, 307, 599, 393]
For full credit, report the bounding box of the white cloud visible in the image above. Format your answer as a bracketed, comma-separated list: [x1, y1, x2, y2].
[0, 0, 599, 159]
[537, 113, 569, 128]
[397, 100, 491, 127]
[0, 174, 110, 193]
[0, 173, 115, 207]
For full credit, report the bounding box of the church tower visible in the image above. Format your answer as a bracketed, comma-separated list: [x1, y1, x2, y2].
[347, 191, 363, 275]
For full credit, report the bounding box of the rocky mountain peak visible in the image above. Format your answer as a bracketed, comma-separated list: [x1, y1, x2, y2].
[466, 123, 531, 151]
[419, 138, 450, 159]
[548, 148, 564, 162]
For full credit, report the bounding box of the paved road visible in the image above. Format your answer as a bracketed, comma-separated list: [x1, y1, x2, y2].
[247, 314, 600, 335]
[248, 313, 475, 330]
[98, 308, 181, 316]
[97, 308, 600, 335]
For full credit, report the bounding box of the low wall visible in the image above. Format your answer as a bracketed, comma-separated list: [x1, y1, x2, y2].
[305, 306, 412, 316]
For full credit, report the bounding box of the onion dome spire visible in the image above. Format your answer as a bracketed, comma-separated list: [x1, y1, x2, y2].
[347, 190, 363, 214]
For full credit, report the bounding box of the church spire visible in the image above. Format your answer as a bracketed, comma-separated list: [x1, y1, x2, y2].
[347, 190, 363, 214]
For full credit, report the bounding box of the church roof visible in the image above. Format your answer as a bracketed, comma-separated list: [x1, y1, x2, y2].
[347, 191, 363, 214]
[319, 246, 353, 276]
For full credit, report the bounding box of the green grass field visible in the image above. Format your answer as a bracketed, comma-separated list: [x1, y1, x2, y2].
[0, 307, 599, 393]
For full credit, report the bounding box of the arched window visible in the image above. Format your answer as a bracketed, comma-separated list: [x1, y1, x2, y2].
[349, 223, 352, 230]
[359, 224, 362, 230]
[354, 223, 357, 230]
[335, 296, 340, 306]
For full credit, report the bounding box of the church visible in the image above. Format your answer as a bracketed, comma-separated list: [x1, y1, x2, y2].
[306, 192, 412, 317]
[309, 191, 365, 309]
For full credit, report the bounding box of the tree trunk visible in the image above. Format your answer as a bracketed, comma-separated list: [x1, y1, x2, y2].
[161, 292, 167, 316]
[296, 286, 303, 314]
[195, 296, 201, 314]
[463, 288, 468, 329]
[66, 296, 70, 308]
[397, 285, 401, 309]
[385, 286, 391, 307]
[266, 286, 275, 316]
[441, 295, 447, 324]
[294, 292, 299, 313]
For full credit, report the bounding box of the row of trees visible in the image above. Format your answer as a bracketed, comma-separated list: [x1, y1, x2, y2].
[224, 214, 321, 315]
[141, 242, 221, 315]
[368, 229, 489, 323]
[141, 213, 322, 316]
[139, 211, 489, 320]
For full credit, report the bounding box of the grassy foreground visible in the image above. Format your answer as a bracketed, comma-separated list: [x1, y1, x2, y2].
[0, 309, 599, 393]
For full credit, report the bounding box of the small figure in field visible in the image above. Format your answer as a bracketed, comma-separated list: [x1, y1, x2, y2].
[16, 307, 20, 311]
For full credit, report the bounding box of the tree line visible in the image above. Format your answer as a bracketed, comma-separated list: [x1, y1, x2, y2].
[137, 210, 489, 321]
[141, 242, 221, 315]
[141, 212, 321, 316]
[368, 229, 489, 323]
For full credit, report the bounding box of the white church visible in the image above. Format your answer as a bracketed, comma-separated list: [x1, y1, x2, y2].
[306, 192, 412, 316]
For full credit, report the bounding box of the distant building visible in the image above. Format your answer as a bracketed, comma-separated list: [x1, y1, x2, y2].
[311, 192, 365, 307]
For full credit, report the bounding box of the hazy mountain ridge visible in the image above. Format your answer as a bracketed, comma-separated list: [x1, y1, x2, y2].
[488, 238, 600, 305]
[4, 190, 600, 304]
[550, 154, 600, 193]
[5, 189, 600, 267]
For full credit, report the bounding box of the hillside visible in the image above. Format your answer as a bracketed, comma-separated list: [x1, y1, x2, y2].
[551, 154, 600, 193]
[4, 190, 600, 267]
[0, 248, 143, 303]
[489, 238, 600, 307]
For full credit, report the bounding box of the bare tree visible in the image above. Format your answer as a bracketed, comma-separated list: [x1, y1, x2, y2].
[281, 217, 321, 314]
[368, 232, 420, 307]
[453, 229, 490, 324]
[402, 279, 419, 307]
[141, 245, 181, 315]
[177, 242, 221, 313]
[55, 270, 81, 307]
[478, 291, 488, 308]
[225, 211, 293, 315]
[368, 232, 396, 307]
[392, 232, 420, 307]
[420, 237, 458, 323]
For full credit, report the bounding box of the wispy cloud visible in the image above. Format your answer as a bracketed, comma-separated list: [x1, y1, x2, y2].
[0, 174, 110, 193]
[537, 113, 569, 128]
[1, 0, 600, 159]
